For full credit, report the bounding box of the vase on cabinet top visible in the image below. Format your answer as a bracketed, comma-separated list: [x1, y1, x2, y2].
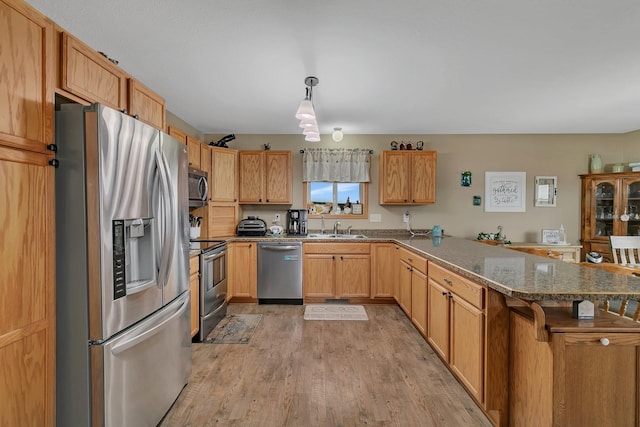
[590, 154, 603, 173]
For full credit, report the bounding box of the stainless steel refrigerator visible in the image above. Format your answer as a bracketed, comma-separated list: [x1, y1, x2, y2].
[55, 104, 191, 427]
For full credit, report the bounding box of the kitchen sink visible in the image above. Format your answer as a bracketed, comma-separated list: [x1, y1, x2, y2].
[306, 233, 367, 239]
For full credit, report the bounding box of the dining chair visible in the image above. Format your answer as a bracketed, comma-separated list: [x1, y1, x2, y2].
[609, 236, 640, 267]
[580, 260, 640, 321]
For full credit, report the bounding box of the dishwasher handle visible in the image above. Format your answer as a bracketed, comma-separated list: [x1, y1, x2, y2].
[260, 245, 301, 251]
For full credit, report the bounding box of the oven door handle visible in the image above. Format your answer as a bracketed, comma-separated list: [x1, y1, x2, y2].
[260, 245, 300, 251]
[203, 250, 226, 262]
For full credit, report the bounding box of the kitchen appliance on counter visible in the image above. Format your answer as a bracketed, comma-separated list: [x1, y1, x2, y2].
[188, 167, 208, 207]
[189, 239, 228, 340]
[55, 104, 191, 427]
[257, 242, 303, 304]
[237, 216, 267, 236]
[286, 209, 308, 236]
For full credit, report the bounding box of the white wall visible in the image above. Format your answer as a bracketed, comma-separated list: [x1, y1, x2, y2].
[204, 132, 630, 243]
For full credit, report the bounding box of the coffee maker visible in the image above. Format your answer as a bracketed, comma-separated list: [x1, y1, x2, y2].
[286, 209, 308, 236]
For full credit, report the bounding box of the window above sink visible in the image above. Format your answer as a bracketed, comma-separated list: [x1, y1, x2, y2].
[303, 182, 369, 219]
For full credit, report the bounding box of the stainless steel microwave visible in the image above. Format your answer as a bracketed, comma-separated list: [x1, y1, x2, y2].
[188, 168, 208, 207]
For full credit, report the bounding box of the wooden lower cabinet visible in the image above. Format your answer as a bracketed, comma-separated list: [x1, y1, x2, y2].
[427, 262, 485, 403]
[370, 243, 396, 298]
[303, 243, 370, 300]
[510, 307, 640, 426]
[189, 255, 200, 338]
[228, 241, 257, 300]
[410, 268, 427, 336]
[0, 145, 55, 426]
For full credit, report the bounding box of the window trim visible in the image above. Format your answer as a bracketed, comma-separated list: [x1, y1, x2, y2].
[303, 182, 369, 219]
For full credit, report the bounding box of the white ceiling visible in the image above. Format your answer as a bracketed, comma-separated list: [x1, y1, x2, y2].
[27, 0, 640, 135]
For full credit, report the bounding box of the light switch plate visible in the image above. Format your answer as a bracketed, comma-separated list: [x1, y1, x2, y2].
[274, 213, 281, 223]
[370, 213, 382, 222]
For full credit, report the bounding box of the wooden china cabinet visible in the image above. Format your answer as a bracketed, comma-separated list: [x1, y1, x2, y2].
[580, 172, 640, 262]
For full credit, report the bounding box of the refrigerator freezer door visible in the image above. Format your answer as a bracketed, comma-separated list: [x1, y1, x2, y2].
[96, 291, 191, 427]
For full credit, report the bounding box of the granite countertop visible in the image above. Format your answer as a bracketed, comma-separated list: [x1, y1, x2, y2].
[221, 232, 640, 301]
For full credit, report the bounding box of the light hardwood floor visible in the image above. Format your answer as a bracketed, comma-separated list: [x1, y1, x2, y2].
[160, 304, 492, 427]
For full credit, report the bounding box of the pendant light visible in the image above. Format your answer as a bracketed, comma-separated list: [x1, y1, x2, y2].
[295, 76, 320, 141]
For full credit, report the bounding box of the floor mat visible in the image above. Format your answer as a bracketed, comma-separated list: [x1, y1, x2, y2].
[303, 304, 368, 321]
[203, 314, 262, 344]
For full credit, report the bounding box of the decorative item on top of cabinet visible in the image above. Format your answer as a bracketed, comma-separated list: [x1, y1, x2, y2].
[379, 150, 436, 204]
[238, 150, 292, 204]
[1, 0, 54, 153]
[580, 172, 640, 262]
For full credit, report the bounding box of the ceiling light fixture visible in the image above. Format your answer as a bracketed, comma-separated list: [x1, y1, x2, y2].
[332, 127, 343, 142]
[295, 76, 320, 142]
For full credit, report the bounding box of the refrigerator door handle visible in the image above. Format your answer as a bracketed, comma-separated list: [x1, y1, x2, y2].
[111, 293, 189, 356]
[155, 148, 175, 289]
[126, 278, 157, 295]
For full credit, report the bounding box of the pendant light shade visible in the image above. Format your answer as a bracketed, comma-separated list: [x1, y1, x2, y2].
[295, 99, 315, 120]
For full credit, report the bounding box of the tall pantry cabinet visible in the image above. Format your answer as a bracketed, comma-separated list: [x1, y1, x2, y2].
[1, 0, 56, 425]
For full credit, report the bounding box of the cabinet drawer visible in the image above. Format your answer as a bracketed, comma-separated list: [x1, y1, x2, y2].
[429, 262, 484, 309]
[398, 247, 427, 274]
[189, 255, 199, 275]
[304, 242, 370, 254]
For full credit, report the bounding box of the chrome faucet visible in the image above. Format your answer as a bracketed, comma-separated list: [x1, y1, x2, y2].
[333, 221, 341, 235]
[320, 214, 325, 235]
[347, 225, 353, 235]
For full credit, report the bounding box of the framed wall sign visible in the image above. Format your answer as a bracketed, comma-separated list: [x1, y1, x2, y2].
[534, 176, 557, 207]
[484, 172, 526, 212]
[541, 229, 561, 244]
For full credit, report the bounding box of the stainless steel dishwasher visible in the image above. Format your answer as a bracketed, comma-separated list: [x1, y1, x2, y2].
[257, 241, 303, 304]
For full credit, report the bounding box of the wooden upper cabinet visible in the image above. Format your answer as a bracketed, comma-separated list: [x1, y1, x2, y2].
[61, 32, 127, 111]
[238, 150, 292, 204]
[0, 0, 54, 152]
[264, 151, 292, 203]
[210, 147, 238, 202]
[127, 78, 165, 130]
[186, 135, 202, 169]
[167, 126, 188, 144]
[60, 32, 166, 130]
[379, 150, 437, 204]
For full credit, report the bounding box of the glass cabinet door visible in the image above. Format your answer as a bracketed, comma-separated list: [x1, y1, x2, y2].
[621, 178, 640, 236]
[592, 180, 616, 239]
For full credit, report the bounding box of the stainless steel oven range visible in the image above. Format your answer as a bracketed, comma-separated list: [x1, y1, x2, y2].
[190, 240, 228, 341]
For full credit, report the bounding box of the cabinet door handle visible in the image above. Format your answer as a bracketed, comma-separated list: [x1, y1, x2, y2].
[406, 266, 411, 271]
[444, 278, 453, 285]
[441, 291, 447, 296]
[340, 256, 344, 260]
[408, 258, 413, 262]
[448, 293, 453, 300]
[266, 199, 270, 202]
[600, 337, 610, 346]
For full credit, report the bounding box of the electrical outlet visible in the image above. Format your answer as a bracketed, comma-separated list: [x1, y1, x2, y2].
[274, 213, 281, 223]
[403, 211, 410, 223]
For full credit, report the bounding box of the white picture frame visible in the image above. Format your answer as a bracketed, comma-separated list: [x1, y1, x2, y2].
[541, 229, 561, 244]
[484, 172, 526, 212]
[534, 176, 557, 207]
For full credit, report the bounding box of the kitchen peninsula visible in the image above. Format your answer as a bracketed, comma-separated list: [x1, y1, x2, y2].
[228, 233, 640, 426]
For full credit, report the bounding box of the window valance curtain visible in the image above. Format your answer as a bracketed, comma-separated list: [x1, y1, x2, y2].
[302, 148, 371, 182]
